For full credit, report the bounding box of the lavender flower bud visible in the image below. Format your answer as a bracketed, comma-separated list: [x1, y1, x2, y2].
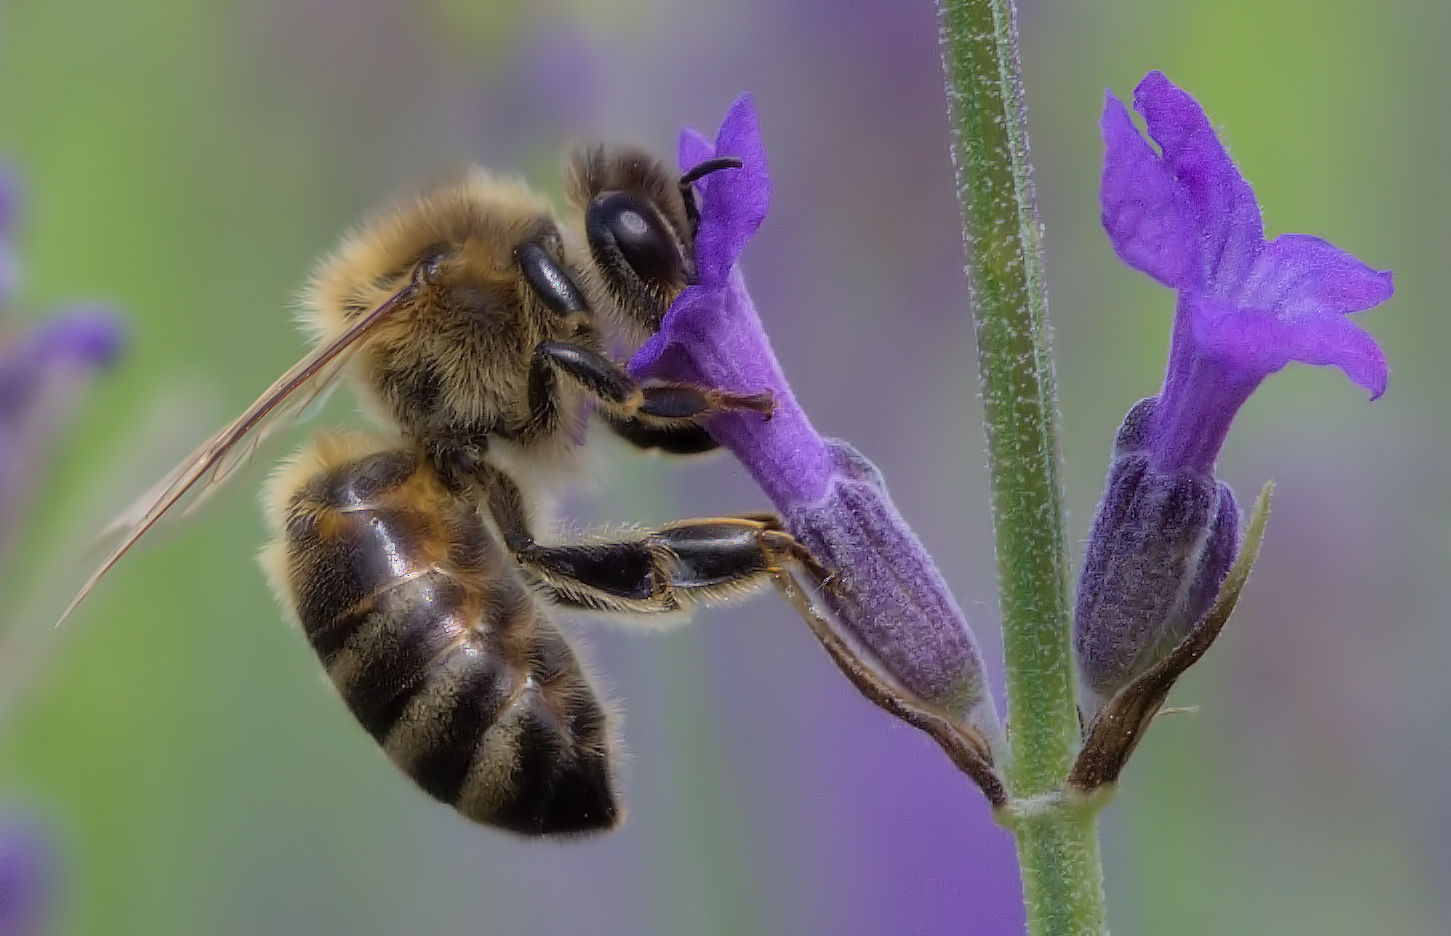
[1074, 398, 1240, 714]
[788, 439, 996, 728]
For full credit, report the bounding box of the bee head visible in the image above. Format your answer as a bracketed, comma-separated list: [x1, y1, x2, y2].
[566, 146, 701, 334]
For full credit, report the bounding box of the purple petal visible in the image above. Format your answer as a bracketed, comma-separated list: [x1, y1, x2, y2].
[0, 309, 124, 565]
[677, 94, 770, 285]
[1187, 293, 1388, 398]
[677, 127, 714, 178]
[0, 309, 123, 413]
[0, 814, 54, 936]
[631, 274, 836, 508]
[1100, 91, 1196, 288]
[1240, 233, 1395, 318]
[1183, 294, 1292, 377]
[26, 307, 125, 367]
[1272, 311, 1388, 398]
[1134, 71, 1263, 292]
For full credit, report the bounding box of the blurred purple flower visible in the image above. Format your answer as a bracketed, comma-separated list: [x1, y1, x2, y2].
[0, 814, 53, 936]
[0, 163, 119, 936]
[629, 96, 998, 736]
[0, 166, 122, 570]
[1075, 72, 1393, 710]
[0, 165, 20, 310]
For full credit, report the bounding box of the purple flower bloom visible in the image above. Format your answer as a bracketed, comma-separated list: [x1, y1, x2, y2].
[0, 813, 54, 936]
[629, 96, 998, 735]
[0, 166, 122, 595]
[0, 166, 120, 935]
[1099, 71, 1392, 473]
[0, 312, 122, 570]
[1075, 72, 1393, 710]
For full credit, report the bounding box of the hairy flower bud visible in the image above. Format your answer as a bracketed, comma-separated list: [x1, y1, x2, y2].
[1074, 399, 1239, 713]
[787, 439, 995, 727]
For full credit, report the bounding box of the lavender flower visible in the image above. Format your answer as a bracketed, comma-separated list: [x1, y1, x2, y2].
[0, 166, 122, 670]
[0, 162, 120, 936]
[0, 813, 53, 936]
[629, 96, 998, 738]
[1074, 72, 1393, 712]
[0, 310, 123, 568]
[0, 162, 122, 566]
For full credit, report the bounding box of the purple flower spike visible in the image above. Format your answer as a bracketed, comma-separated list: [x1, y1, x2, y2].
[630, 97, 997, 733]
[1076, 73, 1393, 711]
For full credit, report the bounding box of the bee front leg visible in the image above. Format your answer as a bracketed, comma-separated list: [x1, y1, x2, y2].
[512, 516, 832, 615]
[531, 341, 774, 427]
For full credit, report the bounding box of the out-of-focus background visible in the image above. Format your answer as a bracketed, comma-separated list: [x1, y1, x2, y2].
[0, 0, 1443, 933]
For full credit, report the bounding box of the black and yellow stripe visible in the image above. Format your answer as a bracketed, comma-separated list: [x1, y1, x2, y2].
[264, 437, 618, 836]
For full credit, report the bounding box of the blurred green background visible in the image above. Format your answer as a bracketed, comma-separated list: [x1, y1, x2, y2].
[0, 0, 1445, 933]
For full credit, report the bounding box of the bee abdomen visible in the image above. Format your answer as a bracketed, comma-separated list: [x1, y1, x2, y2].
[263, 436, 620, 835]
[381, 623, 618, 835]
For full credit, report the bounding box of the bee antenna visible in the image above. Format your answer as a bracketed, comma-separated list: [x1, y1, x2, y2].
[679, 156, 743, 186]
[679, 157, 745, 240]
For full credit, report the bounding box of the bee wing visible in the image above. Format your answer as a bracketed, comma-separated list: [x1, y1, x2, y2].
[176, 351, 346, 519]
[57, 283, 416, 627]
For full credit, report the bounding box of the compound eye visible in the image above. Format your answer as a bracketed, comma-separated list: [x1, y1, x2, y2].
[588, 192, 684, 288]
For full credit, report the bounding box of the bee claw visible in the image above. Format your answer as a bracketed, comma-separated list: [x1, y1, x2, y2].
[724, 390, 775, 419]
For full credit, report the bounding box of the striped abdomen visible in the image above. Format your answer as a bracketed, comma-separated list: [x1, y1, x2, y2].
[261, 435, 618, 836]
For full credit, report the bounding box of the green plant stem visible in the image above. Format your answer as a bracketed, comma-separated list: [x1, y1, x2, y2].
[936, 0, 1108, 932]
[1002, 795, 1109, 935]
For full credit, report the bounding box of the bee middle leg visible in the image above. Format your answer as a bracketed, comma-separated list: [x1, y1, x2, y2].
[601, 414, 720, 455]
[511, 517, 831, 614]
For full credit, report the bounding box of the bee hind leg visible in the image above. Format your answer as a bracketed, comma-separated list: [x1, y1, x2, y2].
[512, 517, 831, 615]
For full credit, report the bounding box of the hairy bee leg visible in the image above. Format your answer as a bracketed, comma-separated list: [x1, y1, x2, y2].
[512, 517, 830, 614]
[424, 437, 544, 555]
[602, 414, 720, 455]
[425, 435, 493, 493]
[532, 340, 774, 423]
[473, 458, 536, 544]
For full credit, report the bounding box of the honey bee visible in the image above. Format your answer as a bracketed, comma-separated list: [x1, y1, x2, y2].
[63, 145, 831, 836]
